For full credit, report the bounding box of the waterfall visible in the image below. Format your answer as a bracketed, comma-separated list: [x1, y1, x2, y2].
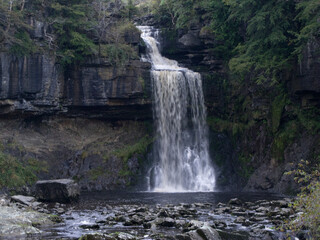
[138, 26, 215, 192]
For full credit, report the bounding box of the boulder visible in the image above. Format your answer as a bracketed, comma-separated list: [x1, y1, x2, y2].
[228, 198, 242, 206]
[177, 223, 221, 240]
[35, 179, 80, 203]
[196, 224, 222, 240]
[216, 230, 249, 240]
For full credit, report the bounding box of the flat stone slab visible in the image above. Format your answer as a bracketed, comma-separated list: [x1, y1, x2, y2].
[35, 179, 80, 203]
[11, 195, 36, 206]
[0, 205, 53, 238]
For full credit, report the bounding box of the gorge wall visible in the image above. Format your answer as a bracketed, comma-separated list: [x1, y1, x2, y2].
[0, 15, 154, 191]
[1, 0, 319, 194]
[158, 24, 320, 193]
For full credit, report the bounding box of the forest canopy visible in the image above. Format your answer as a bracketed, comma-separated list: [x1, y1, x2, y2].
[0, 0, 138, 66]
[151, 0, 320, 84]
[0, 0, 319, 79]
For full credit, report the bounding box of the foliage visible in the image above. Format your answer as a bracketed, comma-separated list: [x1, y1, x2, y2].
[0, 0, 33, 51]
[122, 0, 138, 20]
[98, 21, 139, 65]
[293, 0, 320, 58]
[110, 135, 153, 163]
[9, 30, 37, 56]
[296, 107, 320, 134]
[207, 116, 247, 139]
[271, 95, 287, 134]
[156, 0, 319, 85]
[46, 0, 98, 66]
[101, 43, 137, 65]
[271, 121, 299, 163]
[0, 152, 47, 189]
[285, 160, 320, 239]
[238, 153, 254, 180]
[0, 0, 140, 67]
[88, 166, 109, 181]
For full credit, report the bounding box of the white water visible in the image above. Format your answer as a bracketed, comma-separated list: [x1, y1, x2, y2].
[138, 26, 215, 192]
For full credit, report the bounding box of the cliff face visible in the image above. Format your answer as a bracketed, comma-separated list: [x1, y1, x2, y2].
[0, 53, 152, 119]
[291, 40, 320, 106]
[0, 16, 154, 191]
[159, 27, 320, 193]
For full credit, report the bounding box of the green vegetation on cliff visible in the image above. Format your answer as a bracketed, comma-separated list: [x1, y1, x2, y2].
[154, 0, 319, 85]
[0, 0, 140, 66]
[0, 151, 47, 189]
[285, 160, 320, 238]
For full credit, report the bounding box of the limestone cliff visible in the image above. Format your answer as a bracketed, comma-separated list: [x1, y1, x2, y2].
[158, 26, 320, 193]
[0, 53, 152, 119]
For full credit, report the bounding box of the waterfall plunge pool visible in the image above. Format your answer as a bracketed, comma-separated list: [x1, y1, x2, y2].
[38, 191, 289, 240]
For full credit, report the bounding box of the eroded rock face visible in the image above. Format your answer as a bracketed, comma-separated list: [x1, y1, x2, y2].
[0, 50, 152, 120]
[291, 39, 320, 106]
[35, 179, 80, 203]
[0, 118, 151, 191]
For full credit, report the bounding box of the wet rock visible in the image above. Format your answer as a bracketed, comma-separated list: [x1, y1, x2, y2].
[154, 217, 175, 227]
[112, 232, 137, 240]
[135, 207, 147, 213]
[178, 223, 221, 240]
[216, 230, 249, 240]
[232, 211, 248, 217]
[215, 207, 231, 214]
[48, 214, 63, 223]
[196, 224, 222, 240]
[157, 209, 170, 217]
[35, 179, 80, 203]
[143, 222, 152, 229]
[115, 215, 127, 222]
[228, 198, 242, 206]
[79, 224, 100, 230]
[214, 221, 227, 229]
[176, 232, 204, 240]
[0, 205, 53, 238]
[0, 196, 10, 206]
[235, 217, 246, 224]
[143, 214, 155, 222]
[11, 195, 36, 206]
[280, 208, 292, 217]
[79, 233, 116, 240]
[130, 215, 144, 225]
[175, 219, 187, 228]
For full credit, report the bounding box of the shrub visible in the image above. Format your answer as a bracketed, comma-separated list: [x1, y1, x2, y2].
[0, 152, 47, 189]
[285, 160, 320, 238]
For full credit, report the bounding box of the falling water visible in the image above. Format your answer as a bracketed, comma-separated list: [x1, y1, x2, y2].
[138, 26, 215, 192]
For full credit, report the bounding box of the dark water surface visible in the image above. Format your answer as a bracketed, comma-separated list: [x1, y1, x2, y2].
[75, 191, 285, 208]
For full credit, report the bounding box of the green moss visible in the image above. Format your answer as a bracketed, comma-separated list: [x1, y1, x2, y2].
[110, 135, 153, 185]
[87, 135, 154, 185]
[238, 153, 254, 180]
[138, 76, 145, 91]
[271, 95, 287, 134]
[0, 152, 47, 189]
[10, 31, 38, 56]
[88, 167, 110, 181]
[271, 121, 299, 162]
[110, 135, 153, 164]
[207, 117, 247, 139]
[49, 214, 63, 223]
[81, 151, 88, 159]
[100, 43, 137, 66]
[297, 107, 320, 134]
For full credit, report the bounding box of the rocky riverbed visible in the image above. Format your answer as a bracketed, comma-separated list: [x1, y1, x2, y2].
[0, 192, 300, 240]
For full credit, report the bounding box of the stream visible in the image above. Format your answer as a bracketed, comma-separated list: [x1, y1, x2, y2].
[38, 191, 288, 239]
